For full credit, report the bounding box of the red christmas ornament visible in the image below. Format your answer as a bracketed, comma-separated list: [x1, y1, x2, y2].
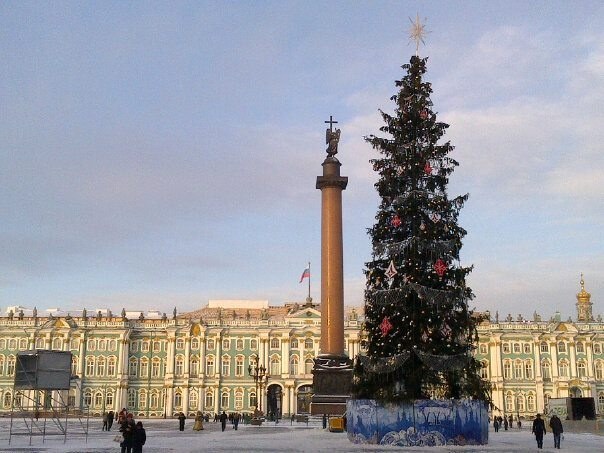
[434, 259, 448, 277]
[380, 316, 393, 336]
[420, 109, 428, 120]
[424, 162, 432, 175]
[391, 215, 402, 227]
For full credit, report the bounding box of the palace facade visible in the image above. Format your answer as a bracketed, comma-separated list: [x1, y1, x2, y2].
[0, 280, 602, 418]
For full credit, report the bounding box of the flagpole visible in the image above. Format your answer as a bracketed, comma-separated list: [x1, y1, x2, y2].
[307, 261, 311, 301]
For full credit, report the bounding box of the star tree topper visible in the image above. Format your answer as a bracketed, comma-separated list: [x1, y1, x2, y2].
[408, 13, 430, 56]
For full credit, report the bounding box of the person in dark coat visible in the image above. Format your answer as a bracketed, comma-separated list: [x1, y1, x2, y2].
[132, 421, 146, 453]
[503, 416, 508, 430]
[493, 418, 499, 432]
[120, 413, 136, 453]
[549, 414, 563, 449]
[322, 413, 327, 429]
[219, 411, 228, 432]
[532, 413, 547, 449]
[178, 412, 186, 431]
[233, 412, 240, 430]
[107, 410, 114, 430]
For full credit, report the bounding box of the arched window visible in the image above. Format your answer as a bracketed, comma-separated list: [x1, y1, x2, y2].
[249, 390, 257, 408]
[222, 339, 230, 350]
[71, 356, 78, 375]
[598, 393, 604, 414]
[127, 389, 136, 408]
[540, 341, 549, 353]
[206, 356, 215, 376]
[559, 360, 569, 377]
[8, 339, 16, 349]
[516, 394, 525, 412]
[541, 359, 551, 379]
[129, 358, 138, 377]
[577, 361, 587, 378]
[52, 338, 62, 350]
[83, 390, 92, 407]
[190, 356, 199, 377]
[505, 392, 514, 412]
[235, 356, 244, 376]
[70, 339, 79, 350]
[270, 356, 280, 376]
[174, 391, 182, 408]
[576, 342, 585, 353]
[304, 338, 314, 349]
[19, 338, 26, 349]
[189, 390, 198, 410]
[36, 338, 45, 349]
[0, 356, 5, 375]
[0, 339, 4, 349]
[175, 355, 184, 376]
[503, 360, 512, 379]
[513, 343, 521, 353]
[270, 338, 280, 349]
[150, 392, 159, 409]
[207, 339, 215, 350]
[109, 339, 117, 351]
[236, 339, 244, 350]
[525, 360, 533, 379]
[558, 341, 567, 353]
[3, 392, 12, 408]
[480, 361, 489, 379]
[305, 358, 314, 374]
[221, 356, 231, 376]
[106, 391, 114, 409]
[594, 343, 602, 354]
[98, 339, 106, 351]
[191, 338, 199, 350]
[514, 360, 523, 379]
[527, 393, 536, 412]
[524, 343, 532, 354]
[595, 361, 603, 380]
[86, 357, 95, 376]
[290, 338, 299, 349]
[176, 338, 184, 350]
[205, 390, 214, 409]
[479, 344, 487, 354]
[234, 389, 243, 410]
[139, 358, 149, 378]
[290, 356, 299, 375]
[107, 357, 116, 376]
[152, 341, 161, 353]
[221, 390, 229, 409]
[6, 356, 15, 376]
[152, 358, 161, 377]
[97, 357, 106, 376]
[250, 339, 258, 350]
[95, 391, 103, 408]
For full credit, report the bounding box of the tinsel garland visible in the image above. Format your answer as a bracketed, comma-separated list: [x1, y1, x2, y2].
[366, 282, 467, 306]
[373, 236, 459, 257]
[358, 350, 468, 374]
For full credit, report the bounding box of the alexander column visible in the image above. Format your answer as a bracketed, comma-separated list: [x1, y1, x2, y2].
[311, 116, 353, 416]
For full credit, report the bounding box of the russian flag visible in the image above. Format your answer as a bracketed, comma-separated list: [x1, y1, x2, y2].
[299, 266, 310, 283]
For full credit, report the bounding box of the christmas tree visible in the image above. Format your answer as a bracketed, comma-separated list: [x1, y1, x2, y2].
[353, 54, 490, 404]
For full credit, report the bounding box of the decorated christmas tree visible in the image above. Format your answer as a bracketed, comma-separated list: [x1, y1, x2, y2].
[353, 51, 490, 404]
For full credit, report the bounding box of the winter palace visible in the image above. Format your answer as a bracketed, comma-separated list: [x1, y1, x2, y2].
[0, 279, 602, 419]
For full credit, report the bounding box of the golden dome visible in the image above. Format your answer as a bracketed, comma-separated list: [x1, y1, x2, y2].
[576, 274, 591, 304]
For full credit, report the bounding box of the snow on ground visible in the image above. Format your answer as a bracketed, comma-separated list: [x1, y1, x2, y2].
[0, 418, 602, 452]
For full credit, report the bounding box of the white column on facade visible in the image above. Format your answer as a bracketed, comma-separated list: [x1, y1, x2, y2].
[281, 338, 289, 375]
[184, 337, 191, 377]
[534, 338, 542, 378]
[166, 387, 174, 417]
[586, 341, 594, 378]
[215, 335, 222, 378]
[78, 339, 86, 378]
[282, 385, 290, 415]
[166, 338, 176, 377]
[569, 341, 577, 378]
[550, 341, 558, 378]
[183, 387, 189, 415]
[264, 339, 270, 370]
[199, 337, 206, 378]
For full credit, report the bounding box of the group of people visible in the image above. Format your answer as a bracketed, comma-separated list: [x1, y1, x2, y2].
[176, 410, 242, 432]
[532, 413, 564, 449]
[115, 408, 147, 453]
[492, 414, 521, 432]
[101, 410, 115, 431]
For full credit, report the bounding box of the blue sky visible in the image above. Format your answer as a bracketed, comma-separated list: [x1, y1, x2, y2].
[1, 1, 603, 318]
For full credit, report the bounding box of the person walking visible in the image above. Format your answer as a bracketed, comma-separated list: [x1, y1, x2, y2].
[493, 418, 499, 432]
[193, 411, 204, 431]
[549, 414, 563, 449]
[220, 411, 228, 432]
[322, 413, 327, 429]
[120, 413, 136, 453]
[132, 421, 146, 453]
[178, 412, 186, 431]
[102, 411, 108, 431]
[233, 412, 240, 430]
[503, 416, 508, 431]
[532, 413, 547, 449]
[108, 410, 115, 431]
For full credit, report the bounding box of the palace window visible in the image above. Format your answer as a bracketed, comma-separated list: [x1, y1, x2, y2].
[222, 339, 230, 350]
[516, 394, 525, 412]
[206, 356, 215, 376]
[595, 361, 603, 380]
[70, 339, 79, 350]
[235, 390, 243, 410]
[221, 391, 229, 409]
[109, 339, 117, 351]
[249, 391, 257, 408]
[513, 343, 521, 353]
[576, 342, 585, 353]
[558, 341, 566, 353]
[141, 341, 150, 352]
[175, 356, 184, 376]
[222, 356, 231, 376]
[86, 357, 95, 376]
[505, 393, 514, 412]
[189, 391, 198, 410]
[291, 338, 299, 349]
[95, 391, 103, 408]
[190, 356, 199, 377]
[191, 338, 199, 350]
[235, 356, 244, 376]
[478, 344, 487, 354]
[540, 342, 549, 353]
[250, 339, 258, 350]
[480, 361, 489, 379]
[153, 341, 161, 353]
[270, 356, 281, 376]
[106, 391, 114, 408]
[503, 361, 512, 380]
[304, 338, 314, 349]
[107, 357, 116, 376]
[6, 356, 15, 376]
[140, 358, 149, 378]
[524, 343, 531, 354]
[129, 358, 138, 376]
[525, 360, 533, 379]
[97, 357, 106, 376]
[84, 390, 92, 407]
[205, 390, 214, 409]
[305, 358, 314, 375]
[514, 360, 523, 379]
[127, 389, 136, 409]
[150, 392, 159, 409]
[52, 338, 62, 350]
[174, 391, 182, 408]
[236, 339, 244, 350]
[577, 361, 587, 378]
[527, 394, 536, 412]
[71, 356, 78, 375]
[176, 338, 184, 350]
[594, 343, 602, 354]
[270, 338, 280, 349]
[599, 393, 604, 414]
[290, 356, 299, 375]
[559, 360, 569, 377]
[502, 343, 510, 354]
[207, 339, 215, 350]
[541, 360, 551, 379]
[130, 341, 138, 352]
[98, 339, 106, 351]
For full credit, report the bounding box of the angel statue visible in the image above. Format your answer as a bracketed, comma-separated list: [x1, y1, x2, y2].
[326, 127, 341, 157]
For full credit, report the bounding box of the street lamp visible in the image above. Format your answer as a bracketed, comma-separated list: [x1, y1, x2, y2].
[248, 356, 267, 416]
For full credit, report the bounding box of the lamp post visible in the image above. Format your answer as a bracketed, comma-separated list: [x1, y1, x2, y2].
[248, 356, 267, 416]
